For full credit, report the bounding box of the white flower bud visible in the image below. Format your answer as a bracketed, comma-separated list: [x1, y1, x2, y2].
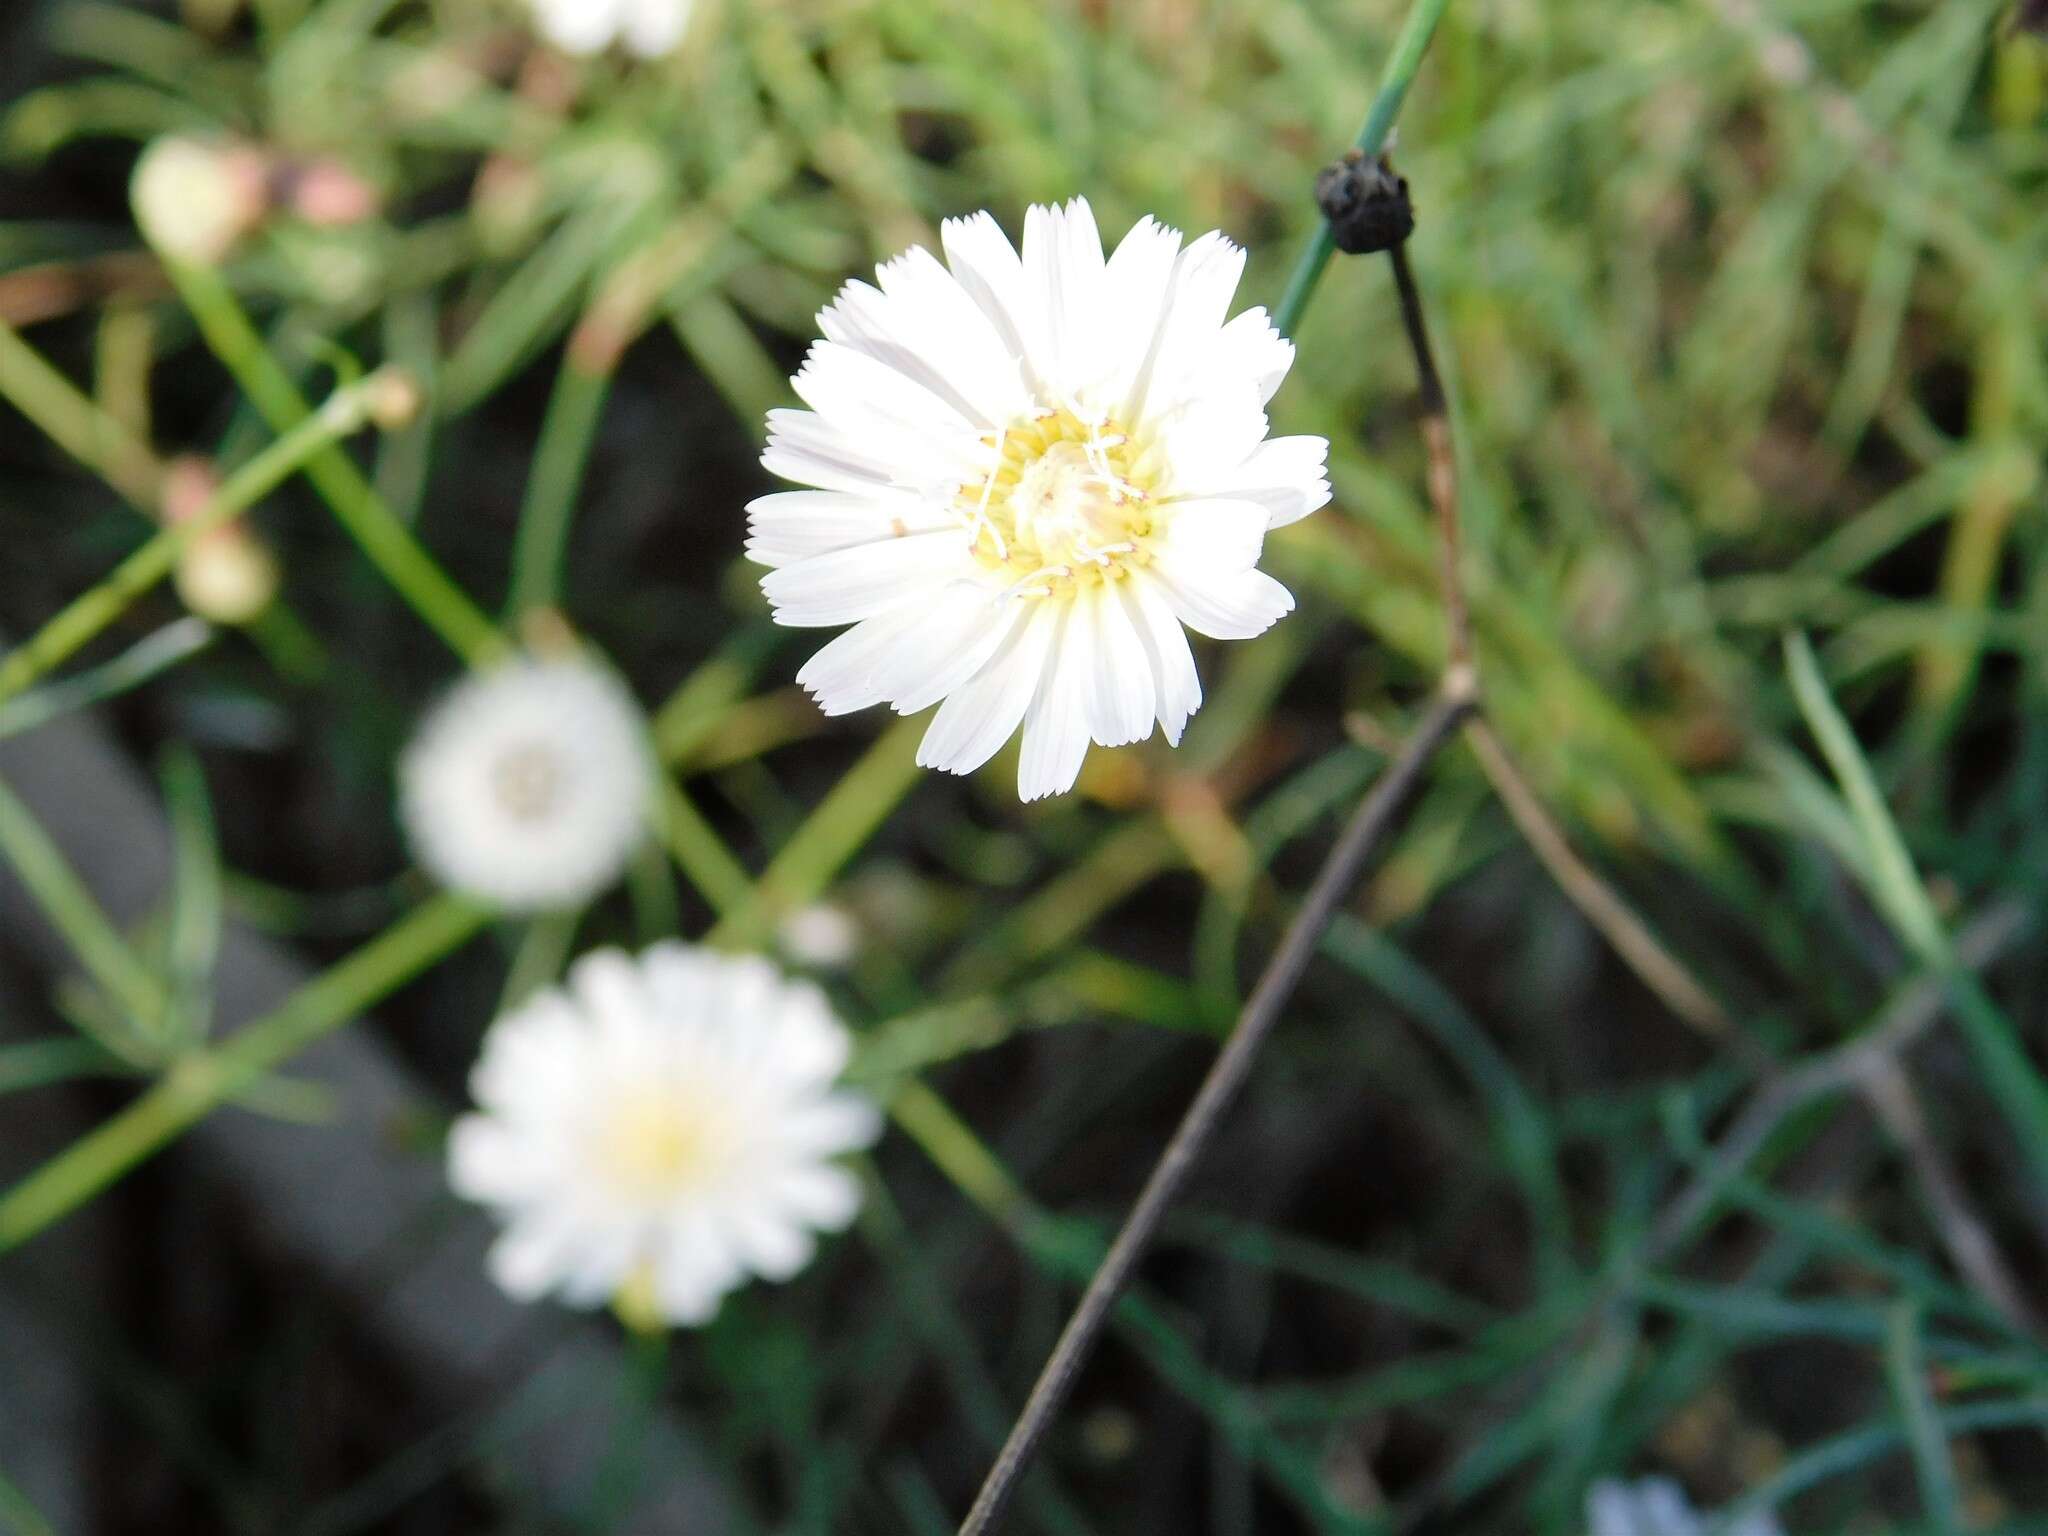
[130, 137, 268, 266]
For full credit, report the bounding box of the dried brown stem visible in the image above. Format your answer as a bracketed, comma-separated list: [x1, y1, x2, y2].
[1388, 242, 1471, 670]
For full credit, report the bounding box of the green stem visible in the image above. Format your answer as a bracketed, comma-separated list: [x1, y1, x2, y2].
[0, 774, 165, 1048]
[1785, 632, 2048, 1186]
[507, 356, 613, 618]
[656, 779, 753, 919]
[0, 314, 164, 511]
[0, 371, 397, 708]
[1884, 1301, 1962, 1535]
[708, 714, 924, 951]
[163, 259, 507, 666]
[1271, 0, 1455, 340]
[0, 893, 488, 1251]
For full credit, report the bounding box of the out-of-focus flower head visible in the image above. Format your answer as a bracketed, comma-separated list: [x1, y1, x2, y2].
[748, 197, 1331, 800]
[130, 136, 270, 266]
[399, 655, 653, 911]
[777, 902, 862, 970]
[526, 0, 694, 58]
[448, 944, 881, 1326]
[160, 457, 278, 626]
[1586, 1478, 1783, 1536]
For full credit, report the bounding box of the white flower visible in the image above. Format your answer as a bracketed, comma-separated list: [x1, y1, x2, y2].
[1587, 1479, 1783, 1536]
[399, 657, 653, 911]
[777, 902, 861, 969]
[447, 945, 881, 1325]
[748, 197, 1331, 801]
[131, 137, 268, 266]
[526, 0, 693, 57]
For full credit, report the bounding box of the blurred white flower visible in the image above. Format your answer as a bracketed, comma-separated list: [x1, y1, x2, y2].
[1587, 1478, 1783, 1536]
[399, 657, 652, 911]
[749, 197, 1330, 801]
[777, 902, 861, 969]
[526, 0, 693, 57]
[130, 136, 268, 266]
[448, 945, 881, 1325]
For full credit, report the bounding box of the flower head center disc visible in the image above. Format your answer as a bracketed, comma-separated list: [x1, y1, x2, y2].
[962, 408, 1157, 596]
[491, 740, 565, 824]
[595, 1089, 731, 1201]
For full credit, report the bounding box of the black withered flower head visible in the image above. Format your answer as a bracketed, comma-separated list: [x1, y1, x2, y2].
[1313, 150, 1415, 256]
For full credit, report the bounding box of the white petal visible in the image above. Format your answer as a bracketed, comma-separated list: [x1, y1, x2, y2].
[1159, 497, 1270, 576]
[446, 1116, 549, 1205]
[1124, 230, 1246, 428]
[873, 583, 1019, 715]
[791, 341, 983, 483]
[1152, 562, 1295, 641]
[723, 1207, 816, 1282]
[568, 949, 649, 1037]
[653, 1218, 744, 1324]
[1083, 585, 1156, 748]
[1016, 604, 1093, 800]
[1023, 199, 1107, 402]
[762, 408, 934, 498]
[795, 604, 930, 715]
[1210, 306, 1295, 405]
[1120, 578, 1203, 746]
[1151, 391, 1272, 495]
[1089, 215, 1183, 412]
[558, 1224, 642, 1305]
[916, 601, 1057, 776]
[767, 1163, 866, 1229]
[778, 1094, 885, 1155]
[826, 249, 1033, 426]
[1192, 435, 1332, 529]
[940, 210, 1051, 397]
[744, 489, 952, 568]
[760, 530, 970, 627]
[487, 1210, 584, 1301]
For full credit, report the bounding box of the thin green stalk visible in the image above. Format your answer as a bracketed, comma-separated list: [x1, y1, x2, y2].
[1784, 632, 2048, 1186]
[1885, 1302, 1962, 1535]
[161, 259, 506, 665]
[0, 893, 488, 1251]
[1271, 0, 1454, 340]
[0, 370, 399, 707]
[656, 778, 753, 917]
[0, 313, 164, 510]
[708, 714, 924, 950]
[0, 617, 214, 739]
[0, 773, 165, 1045]
[506, 355, 613, 617]
[0, 1036, 127, 1094]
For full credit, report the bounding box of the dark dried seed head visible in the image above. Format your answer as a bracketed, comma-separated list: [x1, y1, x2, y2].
[1313, 149, 1415, 256]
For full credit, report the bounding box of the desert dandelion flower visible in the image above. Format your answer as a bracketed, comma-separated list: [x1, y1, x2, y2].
[749, 197, 1331, 800]
[448, 945, 881, 1325]
[399, 657, 653, 911]
[526, 0, 693, 57]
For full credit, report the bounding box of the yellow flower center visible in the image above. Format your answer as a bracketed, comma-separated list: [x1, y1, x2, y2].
[594, 1088, 729, 1201]
[958, 408, 1162, 598]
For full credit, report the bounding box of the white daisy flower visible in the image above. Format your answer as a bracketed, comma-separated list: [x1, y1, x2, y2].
[399, 657, 653, 911]
[1586, 1479, 1783, 1536]
[526, 0, 693, 57]
[447, 944, 881, 1325]
[748, 197, 1332, 801]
